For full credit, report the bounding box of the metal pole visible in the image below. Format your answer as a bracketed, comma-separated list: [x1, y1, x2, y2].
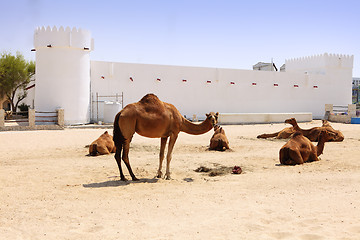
[122, 92, 124, 108]
[96, 92, 99, 123]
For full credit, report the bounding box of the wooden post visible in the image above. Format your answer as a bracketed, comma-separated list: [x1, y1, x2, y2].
[28, 109, 35, 128]
[324, 104, 333, 120]
[0, 109, 4, 127]
[348, 104, 356, 117]
[57, 109, 64, 127]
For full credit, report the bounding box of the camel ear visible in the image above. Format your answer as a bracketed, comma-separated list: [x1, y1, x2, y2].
[216, 112, 219, 117]
[104, 131, 108, 134]
[206, 113, 210, 118]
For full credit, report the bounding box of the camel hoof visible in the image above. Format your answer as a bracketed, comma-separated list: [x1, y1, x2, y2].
[132, 177, 139, 181]
[164, 175, 171, 180]
[156, 171, 162, 178]
[120, 177, 128, 181]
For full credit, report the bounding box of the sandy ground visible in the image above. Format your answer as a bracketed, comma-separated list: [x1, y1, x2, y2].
[1, 120, 360, 240]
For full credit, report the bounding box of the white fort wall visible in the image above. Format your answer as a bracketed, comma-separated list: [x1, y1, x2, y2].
[90, 53, 353, 122]
[32, 26, 353, 125]
[34, 26, 93, 125]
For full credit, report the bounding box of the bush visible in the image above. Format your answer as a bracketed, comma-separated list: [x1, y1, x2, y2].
[18, 103, 30, 117]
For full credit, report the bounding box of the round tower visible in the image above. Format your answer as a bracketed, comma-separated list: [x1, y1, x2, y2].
[33, 26, 93, 125]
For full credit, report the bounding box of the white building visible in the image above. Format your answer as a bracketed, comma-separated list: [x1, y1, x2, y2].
[32, 26, 354, 125]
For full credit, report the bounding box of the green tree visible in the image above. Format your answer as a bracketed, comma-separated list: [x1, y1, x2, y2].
[0, 52, 35, 112]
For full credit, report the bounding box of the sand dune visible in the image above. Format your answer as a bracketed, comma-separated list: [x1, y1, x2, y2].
[1, 120, 360, 239]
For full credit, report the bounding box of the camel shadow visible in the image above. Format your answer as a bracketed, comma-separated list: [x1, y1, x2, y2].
[83, 178, 159, 188]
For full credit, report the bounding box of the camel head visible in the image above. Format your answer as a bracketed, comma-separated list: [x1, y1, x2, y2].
[214, 124, 221, 132]
[285, 118, 297, 126]
[326, 129, 344, 142]
[206, 112, 219, 127]
[321, 121, 344, 142]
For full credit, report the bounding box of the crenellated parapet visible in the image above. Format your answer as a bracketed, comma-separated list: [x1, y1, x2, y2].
[34, 26, 94, 51]
[285, 53, 353, 73]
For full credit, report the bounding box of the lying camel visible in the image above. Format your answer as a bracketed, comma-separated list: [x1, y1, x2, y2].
[257, 125, 296, 139]
[279, 130, 329, 165]
[113, 93, 218, 181]
[285, 118, 344, 142]
[209, 125, 230, 151]
[89, 131, 116, 156]
[257, 118, 344, 142]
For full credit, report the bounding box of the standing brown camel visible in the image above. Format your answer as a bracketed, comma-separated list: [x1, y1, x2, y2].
[209, 125, 230, 151]
[113, 93, 218, 181]
[285, 118, 344, 142]
[279, 130, 329, 165]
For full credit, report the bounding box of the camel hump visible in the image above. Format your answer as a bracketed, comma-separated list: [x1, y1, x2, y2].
[140, 93, 160, 103]
[292, 131, 303, 138]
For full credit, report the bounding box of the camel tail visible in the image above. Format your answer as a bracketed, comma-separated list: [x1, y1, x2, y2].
[90, 144, 98, 156]
[113, 112, 125, 150]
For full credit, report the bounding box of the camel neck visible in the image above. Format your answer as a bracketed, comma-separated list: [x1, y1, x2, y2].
[291, 122, 313, 135]
[290, 122, 301, 131]
[316, 134, 327, 156]
[180, 117, 213, 135]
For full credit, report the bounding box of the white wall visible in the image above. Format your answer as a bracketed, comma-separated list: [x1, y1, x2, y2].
[90, 53, 353, 121]
[34, 26, 93, 125]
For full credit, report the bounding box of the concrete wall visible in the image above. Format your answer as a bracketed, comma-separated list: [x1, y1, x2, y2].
[90, 53, 353, 122]
[34, 26, 93, 125]
[218, 112, 312, 125]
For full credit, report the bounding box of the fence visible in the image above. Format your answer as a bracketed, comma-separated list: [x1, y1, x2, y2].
[91, 92, 123, 123]
[324, 104, 357, 123]
[3, 111, 29, 125]
[0, 109, 64, 131]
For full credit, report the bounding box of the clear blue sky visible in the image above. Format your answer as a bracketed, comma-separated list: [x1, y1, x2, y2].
[1, 0, 359, 77]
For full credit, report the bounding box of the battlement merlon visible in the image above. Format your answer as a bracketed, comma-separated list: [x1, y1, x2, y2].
[285, 53, 354, 73]
[33, 26, 94, 51]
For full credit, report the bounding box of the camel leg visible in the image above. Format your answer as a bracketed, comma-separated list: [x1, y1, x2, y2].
[164, 134, 178, 180]
[308, 152, 320, 162]
[114, 146, 127, 181]
[157, 137, 168, 178]
[257, 132, 280, 139]
[122, 139, 139, 181]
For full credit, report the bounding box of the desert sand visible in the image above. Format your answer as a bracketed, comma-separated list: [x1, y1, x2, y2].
[1, 120, 360, 240]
